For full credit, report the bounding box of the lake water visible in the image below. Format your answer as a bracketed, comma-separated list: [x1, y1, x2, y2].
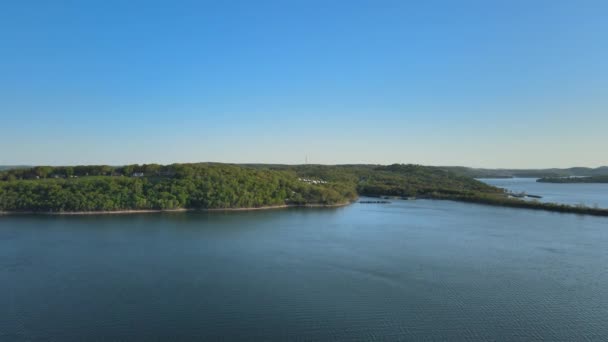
[480, 177, 608, 209]
[2, 200, 608, 341]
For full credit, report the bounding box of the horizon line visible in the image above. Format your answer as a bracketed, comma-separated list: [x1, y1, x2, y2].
[1, 162, 607, 171]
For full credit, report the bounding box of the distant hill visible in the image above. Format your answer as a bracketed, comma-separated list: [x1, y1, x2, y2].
[3, 164, 607, 179]
[441, 166, 608, 179]
[538, 175, 608, 183]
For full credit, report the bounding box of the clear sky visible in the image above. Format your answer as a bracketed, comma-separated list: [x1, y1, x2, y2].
[1, 0, 606, 168]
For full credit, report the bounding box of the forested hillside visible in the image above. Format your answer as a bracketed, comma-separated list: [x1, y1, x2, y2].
[0, 164, 356, 212]
[2, 163, 607, 216]
[0, 163, 495, 212]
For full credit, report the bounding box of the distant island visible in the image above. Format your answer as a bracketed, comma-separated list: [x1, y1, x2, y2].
[0, 163, 607, 216]
[538, 175, 608, 183]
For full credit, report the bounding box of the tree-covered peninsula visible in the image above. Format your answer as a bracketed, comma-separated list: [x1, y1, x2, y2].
[0, 163, 607, 216]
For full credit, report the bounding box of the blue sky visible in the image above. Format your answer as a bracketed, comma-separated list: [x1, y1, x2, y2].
[1, 0, 607, 167]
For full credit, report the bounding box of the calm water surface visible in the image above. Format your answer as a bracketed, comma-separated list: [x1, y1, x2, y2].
[480, 177, 608, 209]
[2, 200, 608, 341]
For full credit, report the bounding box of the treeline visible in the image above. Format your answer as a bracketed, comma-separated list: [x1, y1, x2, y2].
[2, 163, 605, 216]
[0, 163, 498, 213]
[0, 164, 357, 212]
[0, 164, 183, 181]
[263, 164, 501, 198]
[357, 164, 500, 197]
[537, 176, 608, 183]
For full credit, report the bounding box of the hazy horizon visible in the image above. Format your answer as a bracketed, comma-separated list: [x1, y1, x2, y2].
[2, 1, 607, 168]
[1, 161, 607, 170]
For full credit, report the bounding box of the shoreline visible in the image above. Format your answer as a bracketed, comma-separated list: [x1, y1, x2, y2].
[1, 197, 606, 217]
[0, 201, 353, 216]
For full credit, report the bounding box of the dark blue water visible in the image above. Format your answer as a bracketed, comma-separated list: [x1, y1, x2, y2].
[2, 200, 608, 341]
[480, 177, 608, 209]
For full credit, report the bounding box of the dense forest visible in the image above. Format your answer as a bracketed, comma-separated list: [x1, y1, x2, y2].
[261, 164, 501, 198]
[537, 175, 608, 183]
[0, 163, 495, 212]
[1, 163, 607, 216]
[0, 164, 359, 212]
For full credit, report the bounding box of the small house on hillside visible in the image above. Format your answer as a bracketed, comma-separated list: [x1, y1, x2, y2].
[132, 172, 144, 177]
